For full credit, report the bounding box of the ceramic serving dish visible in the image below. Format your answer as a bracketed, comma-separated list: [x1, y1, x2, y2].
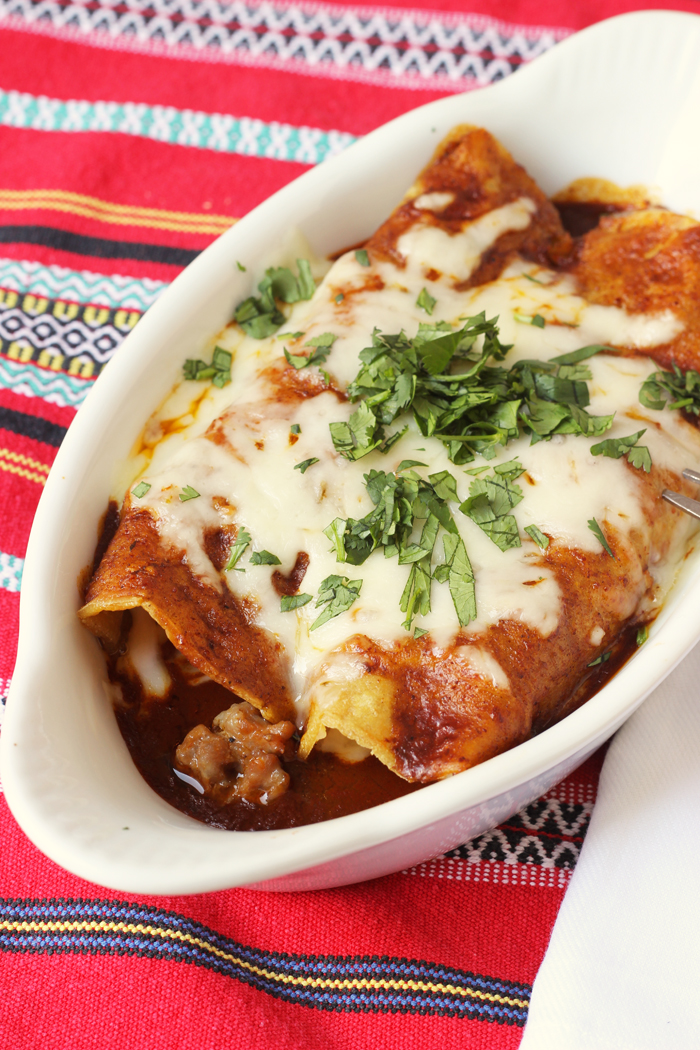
[4, 10, 700, 895]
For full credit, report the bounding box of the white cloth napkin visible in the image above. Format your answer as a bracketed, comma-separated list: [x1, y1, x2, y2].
[520, 640, 700, 1049]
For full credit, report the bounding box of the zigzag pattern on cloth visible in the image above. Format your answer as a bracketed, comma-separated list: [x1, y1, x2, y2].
[0, 90, 356, 165]
[404, 798, 591, 882]
[0, 551, 23, 593]
[0, 446, 50, 485]
[0, 258, 166, 312]
[0, 898, 531, 1022]
[0, 357, 90, 408]
[446, 797, 591, 868]
[0, 0, 568, 89]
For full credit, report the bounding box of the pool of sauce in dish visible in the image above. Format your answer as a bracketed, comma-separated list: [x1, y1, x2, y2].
[111, 622, 647, 831]
[554, 199, 629, 239]
[113, 642, 420, 831]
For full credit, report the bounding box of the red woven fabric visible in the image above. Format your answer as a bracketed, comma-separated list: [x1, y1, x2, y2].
[0, 0, 661, 1043]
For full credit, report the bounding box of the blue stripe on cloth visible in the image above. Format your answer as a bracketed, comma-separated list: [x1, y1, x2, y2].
[0, 89, 356, 165]
[0, 257, 166, 312]
[0, 358, 90, 409]
[0, 898, 531, 1023]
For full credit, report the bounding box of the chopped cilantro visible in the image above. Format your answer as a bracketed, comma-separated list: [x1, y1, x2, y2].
[290, 424, 301, 435]
[588, 518, 614, 558]
[549, 344, 611, 366]
[132, 481, 151, 499]
[297, 259, 315, 300]
[627, 445, 653, 472]
[234, 260, 315, 338]
[397, 459, 428, 472]
[285, 332, 337, 370]
[307, 332, 337, 349]
[280, 592, 312, 612]
[524, 273, 545, 285]
[183, 345, 232, 387]
[588, 651, 611, 667]
[236, 261, 246, 272]
[322, 467, 474, 630]
[179, 485, 200, 502]
[459, 461, 524, 552]
[327, 315, 615, 468]
[250, 550, 282, 565]
[524, 524, 550, 550]
[640, 363, 700, 415]
[417, 288, 437, 315]
[224, 527, 251, 571]
[310, 575, 363, 630]
[428, 469, 459, 501]
[514, 312, 545, 327]
[442, 532, 477, 627]
[591, 429, 651, 472]
[295, 457, 319, 474]
[335, 293, 345, 304]
[355, 249, 370, 267]
[400, 558, 433, 630]
[636, 625, 649, 646]
[329, 403, 384, 461]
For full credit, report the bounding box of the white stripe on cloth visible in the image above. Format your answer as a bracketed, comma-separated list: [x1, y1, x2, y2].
[0, 0, 569, 91]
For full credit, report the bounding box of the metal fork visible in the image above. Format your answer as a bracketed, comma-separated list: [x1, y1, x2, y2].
[663, 469, 700, 520]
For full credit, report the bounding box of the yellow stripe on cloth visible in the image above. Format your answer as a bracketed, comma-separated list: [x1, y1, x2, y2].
[0, 918, 530, 1008]
[0, 447, 51, 485]
[0, 189, 236, 236]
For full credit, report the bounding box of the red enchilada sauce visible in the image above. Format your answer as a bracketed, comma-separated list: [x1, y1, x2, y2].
[112, 640, 419, 831]
[108, 618, 644, 831]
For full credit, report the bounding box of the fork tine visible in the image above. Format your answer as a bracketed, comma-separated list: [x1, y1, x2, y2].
[682, 468, 700, 484]
[663, 489, 700, 520]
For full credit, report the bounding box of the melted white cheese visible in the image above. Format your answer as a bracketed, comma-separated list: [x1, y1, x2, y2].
[129, 209, 700, 718]
[315, 728, 372, 762]
[590, 626, 605, 646]
[396, 197, 537, 283]
[412, 192, 455, 212]
[124, 607, 172, 698]
[452, 646, 510, 691]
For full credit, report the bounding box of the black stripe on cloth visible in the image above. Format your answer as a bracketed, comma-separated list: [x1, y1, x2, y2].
[0, 226, 199, 267]
[0, 406, 67, 447]
[0, 898, 531, 1023]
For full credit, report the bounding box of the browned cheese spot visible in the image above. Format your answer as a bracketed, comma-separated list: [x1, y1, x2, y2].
[272, 552, 310, 597]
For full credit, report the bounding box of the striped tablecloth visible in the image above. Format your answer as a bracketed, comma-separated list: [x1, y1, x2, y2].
[0, 1, 695, 1044]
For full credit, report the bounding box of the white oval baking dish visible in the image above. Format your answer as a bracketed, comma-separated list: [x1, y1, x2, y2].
[4, 9, 700, 894]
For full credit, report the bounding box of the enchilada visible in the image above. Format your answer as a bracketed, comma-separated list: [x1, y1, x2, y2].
[79, 126, 700, 823]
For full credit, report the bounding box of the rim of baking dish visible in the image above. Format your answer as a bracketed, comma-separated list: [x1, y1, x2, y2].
[4, 9, 700, 894]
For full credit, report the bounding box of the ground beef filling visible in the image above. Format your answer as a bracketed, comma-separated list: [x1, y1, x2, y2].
[175, 701, 296, 806]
